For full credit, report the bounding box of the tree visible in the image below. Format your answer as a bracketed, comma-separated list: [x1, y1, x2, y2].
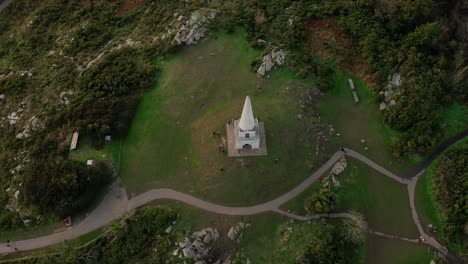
[340, 211, 367, 244]
[305, 188, 337, 214]
[434, 147, 467, 251]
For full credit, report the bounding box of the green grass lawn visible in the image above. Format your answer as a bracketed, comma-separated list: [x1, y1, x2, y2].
[440, 102, 468, 140]
[118, 31, 335, 204]
[316, 73, 411, 171]
[282, 158, 419, 238]
[57, 30, 445, 263]
[366, 235, 433, 264]
[68, 137, 122, 168]
[337, 159, 418, 237]
[280, 176, 323, 213]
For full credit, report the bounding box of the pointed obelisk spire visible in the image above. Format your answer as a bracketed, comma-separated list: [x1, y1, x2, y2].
[239, 96, 255, 131]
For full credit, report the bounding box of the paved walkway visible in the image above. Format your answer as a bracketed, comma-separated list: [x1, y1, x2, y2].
[1, 129, 466, 262]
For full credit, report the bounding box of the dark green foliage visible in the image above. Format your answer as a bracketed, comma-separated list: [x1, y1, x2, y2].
[0, 74, 31, 95]
[321, 0, 464, 157]
[305, 188, 337, 214]
[434, 147, 467, 253]
[0, 0, 162, 228]
[67, 24, 112, 55]
[69, 49, 156, 146]
[78, 207, 177, 264]
[22, 155, 112, 216]
[25, 0, 81, 54]
[12, 207, 178, 264]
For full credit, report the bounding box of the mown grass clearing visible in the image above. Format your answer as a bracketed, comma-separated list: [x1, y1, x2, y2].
[118, 31, 334, 205]
[337, 159, 418, 237]
[316, 73, 410, 171]
[366, 235, 432, 264]
[281, 159, 418, 238]
[440, 102, 468, 140]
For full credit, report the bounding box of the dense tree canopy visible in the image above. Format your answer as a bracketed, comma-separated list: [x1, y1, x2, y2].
[434, 147, 467, 255]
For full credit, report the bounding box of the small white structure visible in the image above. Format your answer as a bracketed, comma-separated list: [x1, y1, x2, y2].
[234, 96, 260, 149]
[86, 160, 94, 166]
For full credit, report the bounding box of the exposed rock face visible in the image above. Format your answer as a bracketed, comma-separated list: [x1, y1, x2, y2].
[379, 102, 386, 110]
[331, 156, 347, 175]
[16, 116, 40, 139]
[175, 227, 220, 263]
[172, 9, 218, 46]
[380, 72, 401, 110]
[257, 50, 286, 76]
[227, 222, 251, 242]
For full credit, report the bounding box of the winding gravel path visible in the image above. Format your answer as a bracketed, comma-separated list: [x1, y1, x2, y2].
[0, 130, 466, 263]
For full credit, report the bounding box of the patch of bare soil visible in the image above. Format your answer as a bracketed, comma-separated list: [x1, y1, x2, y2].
[305, 17, 377, 87]
[115, 0, 145, 16]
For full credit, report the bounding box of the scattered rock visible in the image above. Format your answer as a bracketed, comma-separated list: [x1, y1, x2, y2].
[59, 91, 72, 105]
[389, 73, 401, 86]
[227, 222, 251, 242]
[360, 139, 366, 143]
[257, 50, 286, 76]
[176, 227, 219, 261]
[16, 116, 41, 139]
[379, 102, 386, 111]
[271, 50, 286, 65]
[7, 112, 20, 125]
[172, 9, 218, 46]
[384, 91, 393, 103]
[331, 156, 347, 175]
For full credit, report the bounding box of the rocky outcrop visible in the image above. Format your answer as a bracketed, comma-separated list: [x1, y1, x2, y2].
[257, 50, 286, 76]
[379, 72, 401, 111]
[16, 116, 40, 139]
[175, 227, 220, 263]
[331, 156, 347, 175]
[171, 9, 218, 46]
[227, 222, 251, 242]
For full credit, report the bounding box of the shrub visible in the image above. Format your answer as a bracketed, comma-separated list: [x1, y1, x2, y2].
[305, 188, 337, 214]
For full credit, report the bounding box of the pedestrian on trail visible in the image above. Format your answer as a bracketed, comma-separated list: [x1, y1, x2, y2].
[6, 240, 10, 247]
[340, 147, 345, 153]
[14, 247, 18, 251]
